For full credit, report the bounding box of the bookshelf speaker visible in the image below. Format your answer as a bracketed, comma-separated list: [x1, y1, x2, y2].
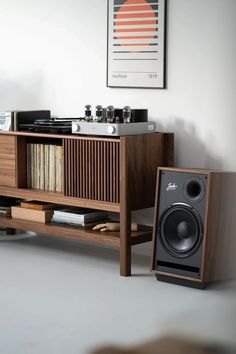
[151, 167, 236, 288]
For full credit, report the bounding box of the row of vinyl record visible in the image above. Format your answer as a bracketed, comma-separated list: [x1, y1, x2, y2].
[27, 144, 63, 192]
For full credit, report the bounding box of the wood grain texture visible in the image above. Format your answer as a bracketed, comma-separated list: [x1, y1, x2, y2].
[120, 136, 131, 276]
[0, 135, 16, 187]
[120, 133, 174, 210]
[0, 186, 120, 212]
[0, 135, 16, 158]
[0, 131, 119, 142]
[202, 171, 236, 282]
[151, 167, 161, 272]
[0, 216, 152, 247]
[64, 138, 120, 203]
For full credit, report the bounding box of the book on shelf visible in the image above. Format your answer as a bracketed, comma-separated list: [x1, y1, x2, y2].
[0, 207, 11, 217]
[51, 219, 109, 229]
[44, 144, 50, 191]
[40, 144, 45, 190]
[20, 200, 56, 211]
[31, 144, 35, 188]
[0, 197, 21, 217]
[11, 206, 54, 224]
[56, 145, 63, 192]
[27, 143, 63, 192]
[49, 144, 56, 191]
[35, 144, 40, 189]
[52, 208, 108, 224]
[27, 144, 31, 188]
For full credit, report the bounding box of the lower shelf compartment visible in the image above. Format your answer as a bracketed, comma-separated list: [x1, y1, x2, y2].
[0, 217, 152, 247]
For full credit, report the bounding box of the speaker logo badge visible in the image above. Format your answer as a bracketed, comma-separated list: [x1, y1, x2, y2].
[166, 183, 178, 192]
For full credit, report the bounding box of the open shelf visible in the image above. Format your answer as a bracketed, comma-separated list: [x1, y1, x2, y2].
[0, 216, 152, 247]
[0, 186, 120, 212]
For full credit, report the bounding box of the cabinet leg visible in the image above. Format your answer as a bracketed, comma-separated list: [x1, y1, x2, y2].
[120, 209, 131, 276]
[6, 228, 16, 235]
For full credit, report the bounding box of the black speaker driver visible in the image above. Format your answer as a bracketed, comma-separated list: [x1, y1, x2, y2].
[183, 176, 205, 202]
[159, 204, 203, 258]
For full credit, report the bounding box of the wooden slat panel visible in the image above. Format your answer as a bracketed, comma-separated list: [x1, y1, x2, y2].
[63, 140, 68, 195]
[79, 139, 83, 198]
[63, 138, 120, 202]
[76, 140, 79, 197]
[116, 142, 120, 203]
[100, 141, 104, 201]
[97, 140, 100, 201]
[110, 142, 113, 202]
[112, 143, 116, 202]
[68, 140, 71, 196]
[88, 140, 91, 199]
[104, 142, 107, 202]
[91, 140, 95, 200]
[82, 139, 86, 199]
[94, 141, 98, 200]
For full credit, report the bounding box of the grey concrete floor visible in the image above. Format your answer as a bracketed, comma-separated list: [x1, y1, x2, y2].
[0, 233, 235, 354]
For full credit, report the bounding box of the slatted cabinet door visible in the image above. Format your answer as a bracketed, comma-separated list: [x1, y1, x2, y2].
[63, 138, 120, 203]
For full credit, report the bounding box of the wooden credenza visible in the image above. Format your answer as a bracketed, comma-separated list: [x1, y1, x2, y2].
[0, 131, 174, 276]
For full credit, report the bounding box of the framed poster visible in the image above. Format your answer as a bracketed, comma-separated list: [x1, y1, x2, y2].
[107, 0, 167, 88]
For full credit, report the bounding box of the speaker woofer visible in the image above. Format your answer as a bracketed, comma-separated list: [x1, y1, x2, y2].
[159, 204, 203, 258]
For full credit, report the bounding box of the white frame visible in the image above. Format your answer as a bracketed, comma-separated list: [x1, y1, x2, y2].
[107, 0, 167, 88]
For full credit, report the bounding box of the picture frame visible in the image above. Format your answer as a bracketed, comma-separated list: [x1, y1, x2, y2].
[0, 113, 13, 131]
[107, 0, 167, 89]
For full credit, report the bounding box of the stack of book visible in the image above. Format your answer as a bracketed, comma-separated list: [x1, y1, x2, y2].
[27, 144, 63, 192]
[52, 208, 108, 228]
[11, 201, 55, 224]
[0, 206, 11, 218]
[0, 197, 20, 218]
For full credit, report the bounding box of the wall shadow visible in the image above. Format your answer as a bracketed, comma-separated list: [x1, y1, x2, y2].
[158, 116, 223, 170]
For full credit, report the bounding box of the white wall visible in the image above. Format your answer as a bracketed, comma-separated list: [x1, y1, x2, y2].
[0, 0, 235, 170]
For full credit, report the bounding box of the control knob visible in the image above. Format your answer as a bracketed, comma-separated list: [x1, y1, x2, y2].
[107, 125, 116, 134]
[72, 123, 80, 132]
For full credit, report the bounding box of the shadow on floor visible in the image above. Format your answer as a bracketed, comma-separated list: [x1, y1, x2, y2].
[1, 233, 152, 275]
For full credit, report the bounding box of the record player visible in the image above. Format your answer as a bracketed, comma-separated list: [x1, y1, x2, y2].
[19, 117, 78, 133]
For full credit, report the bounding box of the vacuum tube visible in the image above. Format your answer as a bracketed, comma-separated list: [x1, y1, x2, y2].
[94, 105, 103, 122]
[123, 106, 131, 123]
[85, 105, 92, 122]
[106, 106, 114, 123]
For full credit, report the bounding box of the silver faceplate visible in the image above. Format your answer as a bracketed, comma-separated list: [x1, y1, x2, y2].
[72, 121, 156, 136]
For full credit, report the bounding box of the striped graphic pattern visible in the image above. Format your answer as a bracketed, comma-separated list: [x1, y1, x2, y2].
[113, 0, 159, 61]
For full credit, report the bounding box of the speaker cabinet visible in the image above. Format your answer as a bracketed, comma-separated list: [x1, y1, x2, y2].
[151, 167, 236, 288]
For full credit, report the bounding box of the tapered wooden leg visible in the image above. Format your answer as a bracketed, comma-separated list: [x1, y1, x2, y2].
[6, 228, 16, 235]
[120, 207, 131, 276]
[119, 137, 131, 276]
